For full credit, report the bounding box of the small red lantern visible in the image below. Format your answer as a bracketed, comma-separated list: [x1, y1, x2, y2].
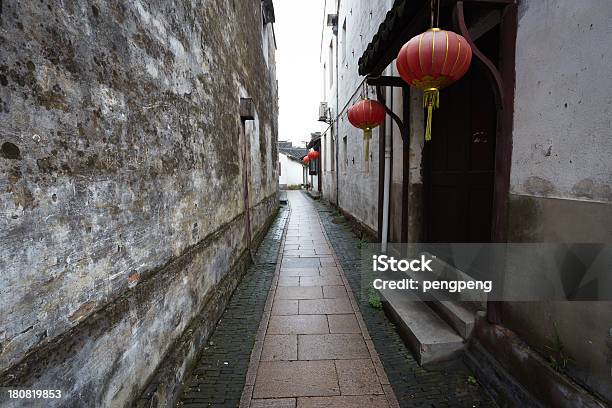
[302, 156, 310, 166]
[307, 150, 320, 160]
[396, 28, 472, 141]
[347, 98, 386, 162]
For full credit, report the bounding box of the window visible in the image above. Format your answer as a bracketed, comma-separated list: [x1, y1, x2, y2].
[330, 127, 336, 172]
[323, 64, 327, 100]
[341, 19, 347, 64]
[323, 135, 327, 172]
[342, 136, 348, 169]
[328, 40, 334, 88]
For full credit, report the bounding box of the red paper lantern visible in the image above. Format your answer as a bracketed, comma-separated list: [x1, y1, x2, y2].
[347, 99, 386, 162]
[308, 150, 320, 160]
[302, 156, 310, 166]
[396, 28, 472, 141]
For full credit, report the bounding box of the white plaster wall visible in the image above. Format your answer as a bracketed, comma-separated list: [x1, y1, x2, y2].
[511, 0, 612, 203]
[320, 0, 391, 231]
[278, 154, 304, 186]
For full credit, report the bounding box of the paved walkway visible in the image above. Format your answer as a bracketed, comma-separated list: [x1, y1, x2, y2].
[240, 191, 398, 408]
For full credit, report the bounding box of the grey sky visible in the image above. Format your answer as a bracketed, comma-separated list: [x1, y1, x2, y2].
[274, 0, 326, 148]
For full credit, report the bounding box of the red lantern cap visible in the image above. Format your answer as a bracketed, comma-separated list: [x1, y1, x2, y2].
[303, 156, 310, 165]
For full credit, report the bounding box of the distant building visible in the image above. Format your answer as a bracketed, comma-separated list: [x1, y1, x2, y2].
[278, 141, 307, 188]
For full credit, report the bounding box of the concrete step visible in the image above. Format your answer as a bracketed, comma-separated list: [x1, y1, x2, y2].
[379, 288, 464, 366]
[384, 265, 480, 339]
[426, 299, 477, 339]
[427, 255, 488, 305]
[401, 268, 479, 339]
[378, 248, 485, 341]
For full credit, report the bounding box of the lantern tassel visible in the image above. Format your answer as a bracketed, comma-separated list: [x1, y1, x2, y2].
[363, 128, 371, 162]
[423, 88, 439, 142]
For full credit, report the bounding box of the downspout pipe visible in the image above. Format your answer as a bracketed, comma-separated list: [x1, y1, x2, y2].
[381, 0, 395, 252]
[335, 0, 340, 207]
[381, 68, 392, 253]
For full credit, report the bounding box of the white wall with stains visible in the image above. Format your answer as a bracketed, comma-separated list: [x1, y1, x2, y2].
[511, 0, 612, 203]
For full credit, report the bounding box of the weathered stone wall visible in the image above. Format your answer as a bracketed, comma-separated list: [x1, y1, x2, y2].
[0, 0, 278, 406]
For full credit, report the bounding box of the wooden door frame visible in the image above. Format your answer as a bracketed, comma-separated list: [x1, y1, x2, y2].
[453, 1, 517, 323]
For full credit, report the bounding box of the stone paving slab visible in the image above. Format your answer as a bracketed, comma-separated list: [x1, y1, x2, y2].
[272, 299, 299, 315]
[319, 266, 340, 276]
[281, 257, 322, 268]
[280, 268, 320, 277]
[327, 314, 361, 333]
[251, 398, 296, 408]
[299, 275, 343, 286]
[275, 286, 323, 300]
[297, 334, 370, 360]
[261, 335, 297, 361]
[322, 285, 348, 298]
[253, 361, 340, 398]
[298, 298, 353, 314]
[278, 276, 300, 286]
[296, 395, 389, 408]
[267, 315, 329, 335]
[335, 359, 384, 395]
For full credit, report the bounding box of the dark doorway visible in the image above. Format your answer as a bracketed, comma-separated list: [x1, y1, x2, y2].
[424, 59, 498, 243]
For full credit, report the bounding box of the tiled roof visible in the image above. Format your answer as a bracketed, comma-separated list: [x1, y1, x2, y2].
[358, 0, 431, 76]
[279, 146, 308, 160]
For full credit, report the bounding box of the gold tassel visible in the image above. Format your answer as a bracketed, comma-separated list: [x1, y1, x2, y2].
[423, 88, 439, 142]
[363, 128, 371, 162]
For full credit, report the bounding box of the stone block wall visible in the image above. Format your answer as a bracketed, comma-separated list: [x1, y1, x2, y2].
[0, 0, 278, 406]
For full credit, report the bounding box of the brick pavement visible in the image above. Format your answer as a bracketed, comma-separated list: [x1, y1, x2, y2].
[240, 191, 399, 408]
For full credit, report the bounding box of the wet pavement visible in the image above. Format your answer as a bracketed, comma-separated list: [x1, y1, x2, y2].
[240, 191, 398, 407]
[171, 190, 496, 407]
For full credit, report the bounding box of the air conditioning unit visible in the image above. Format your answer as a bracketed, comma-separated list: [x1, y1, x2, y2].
[318, 102, 329, 122]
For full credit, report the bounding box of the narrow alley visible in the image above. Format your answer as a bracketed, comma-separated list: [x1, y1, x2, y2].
[1, 1, 610, 407]
[243, 191, 395, 407]
[162, 191, 495, 408]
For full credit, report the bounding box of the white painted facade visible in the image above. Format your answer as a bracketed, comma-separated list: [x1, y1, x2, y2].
[319, 0, 391, 231]
[278, 153, 304, 187]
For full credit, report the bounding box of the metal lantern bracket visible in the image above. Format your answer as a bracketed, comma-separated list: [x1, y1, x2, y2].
[366, 75, 410, 146]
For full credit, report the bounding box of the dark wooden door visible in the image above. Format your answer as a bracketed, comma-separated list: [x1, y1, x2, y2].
[425, 64, 497, 243]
